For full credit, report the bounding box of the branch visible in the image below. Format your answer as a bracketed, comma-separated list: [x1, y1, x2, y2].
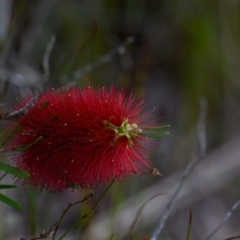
[222, 236, 240, 240]
[126, 194, 163, 239]
[2, 35, 55, 121]
[62, 37, 135, 84]
[43, 35, 56, 83]
[0, 172, 7, 181]
[205, 199, 240, 240]
[58, 180, 115, 240]
[51, 192, 95, 240]
[150, 99, 207, 240]
[20, 193, 94, 240]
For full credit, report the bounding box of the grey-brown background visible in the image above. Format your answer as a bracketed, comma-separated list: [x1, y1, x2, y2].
[0, 0, 240, 239]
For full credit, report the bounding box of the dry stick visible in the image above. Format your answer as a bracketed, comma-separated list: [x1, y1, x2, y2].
[223, 236, 240, 240]
[58, 180, 115, 240]
[205, 199, 240, 240]
[2, 35, 55, 121]
[20, 193, 95, 240]
[51, 192, 95, 240]
[42, 35, 56, 83]
[64, 37, 135, 84]
[20, 226, 57, 239]
[126, 194, 163, 239]
[0, 172, 7, 181]
[151, 99, 207, 240]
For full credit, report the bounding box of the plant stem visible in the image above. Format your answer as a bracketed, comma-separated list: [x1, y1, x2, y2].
[58, 180, 114, 240]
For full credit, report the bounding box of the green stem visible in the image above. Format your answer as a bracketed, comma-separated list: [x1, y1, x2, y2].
[58, 180, 115, 240]
[185, 210, 193, 240]
[27, 189, 36, 236]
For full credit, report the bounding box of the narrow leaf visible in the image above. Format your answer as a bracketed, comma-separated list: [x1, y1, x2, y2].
[185, 210, 193, 240]
[140, 132, 170, 138]
[0, 192, 24, 209]
[142, 125, 170, 131]
[0, 162, 29, 178]
[0, 184, 17, 189]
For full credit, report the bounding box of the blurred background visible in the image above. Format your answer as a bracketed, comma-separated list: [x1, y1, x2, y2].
[1, 0, 240, 239]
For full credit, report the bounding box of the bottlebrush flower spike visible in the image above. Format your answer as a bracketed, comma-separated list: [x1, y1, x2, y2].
[6, 86, 169, 191]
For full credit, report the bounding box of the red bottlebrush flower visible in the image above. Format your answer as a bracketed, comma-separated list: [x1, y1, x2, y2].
[6, 86, 166, 191]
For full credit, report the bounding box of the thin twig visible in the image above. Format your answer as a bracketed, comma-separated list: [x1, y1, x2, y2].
[63, 37, 135, 84]
[43, 35, 56, 83]
[222, 236, 240, 240]
[0, 172, 7, 181]
[86, 180, 115, 215]
[51, 192, 95, 240]
[126, 194, 163, 239]
[58, 180, 115, 240]
[205, 199, 240, 240]
[2, 35, 55, 121]
[20, 225, 56, 240]
[20, 193, 94, 240]
[150, 99, 207, 240]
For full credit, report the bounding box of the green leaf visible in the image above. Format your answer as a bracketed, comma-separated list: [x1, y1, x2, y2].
[0, 162, 29, 178]
[141, 124, 170, 131]
[0, 184, 17, 189]
[140, 132, 170, 138]
[0, 192, 24, 209]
